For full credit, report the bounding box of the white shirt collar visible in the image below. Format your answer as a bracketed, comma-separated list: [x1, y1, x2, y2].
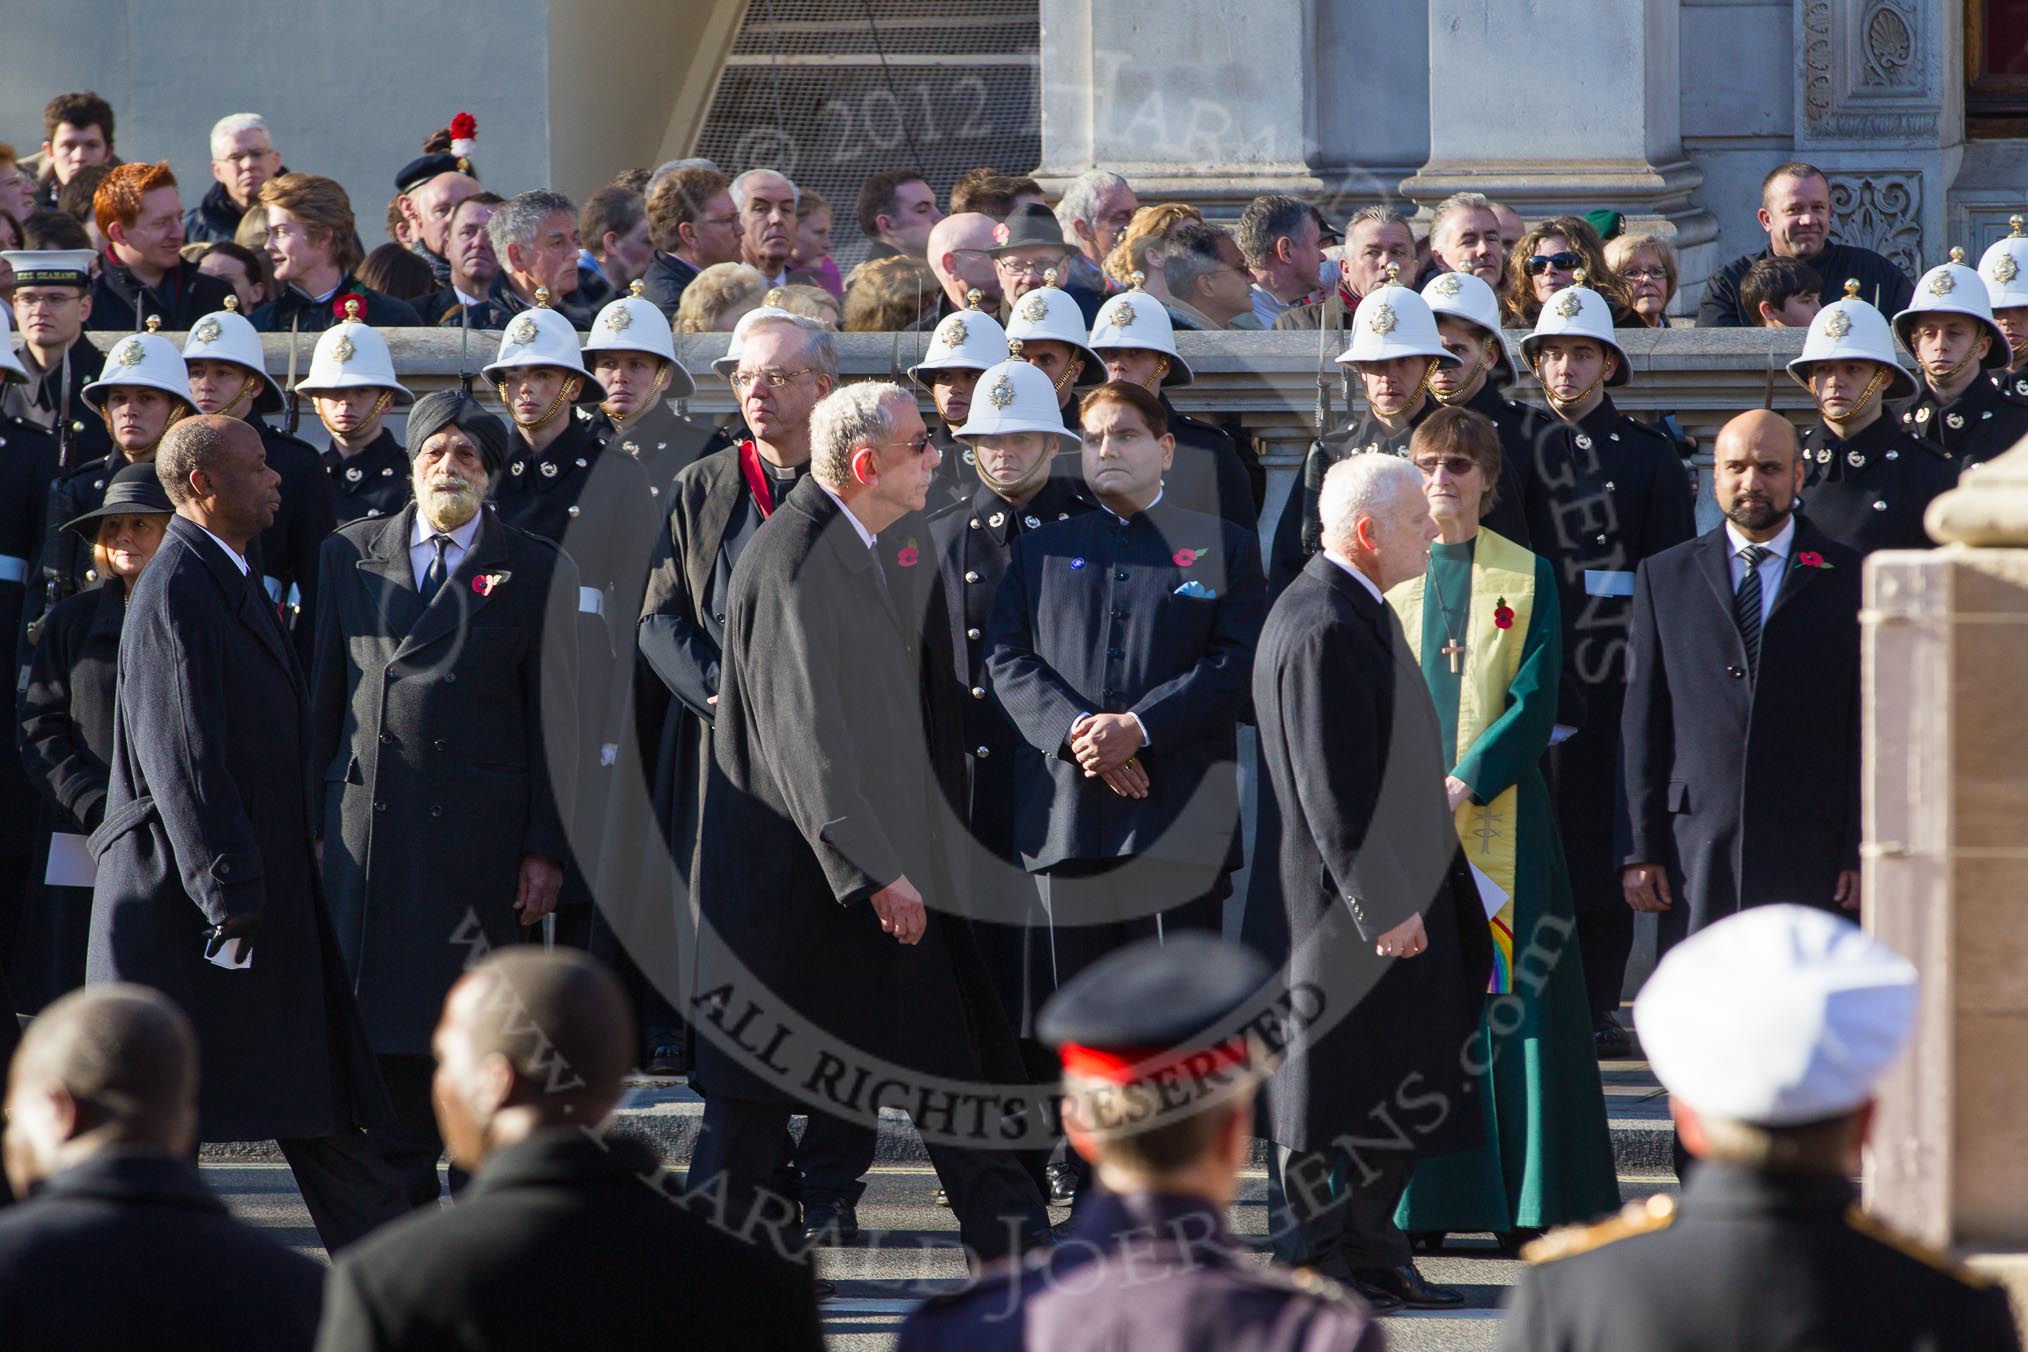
[411, 507, 483, 553]
[1103, 488, 1162, 525]
[817, 484, 878, 549]
[1322, 546, 1386, 604]
[196, 523, 250, 576]
[1723, 514, 1796, 561]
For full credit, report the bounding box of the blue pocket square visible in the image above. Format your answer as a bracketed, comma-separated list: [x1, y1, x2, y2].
[1173, 580, 1217, 599]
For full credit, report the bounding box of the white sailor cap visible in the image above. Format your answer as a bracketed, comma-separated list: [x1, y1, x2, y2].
[1634, 905, 1918, 1127]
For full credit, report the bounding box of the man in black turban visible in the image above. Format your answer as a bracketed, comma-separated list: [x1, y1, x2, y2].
[310, 385, 583, 1210]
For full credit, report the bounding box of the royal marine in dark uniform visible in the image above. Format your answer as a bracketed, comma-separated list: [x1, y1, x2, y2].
[1977, 216, 2028, 400]
[909, 292, 1007, 511]
[1892, 249, 2028, 470]
[179, 298, 337, 663]
[484, 297, 659, 943]
[297, 303, 416, 526]
[584, 281, 717, 502]
[927, 359, 1093, 1171]
[0, 249, 113, 473]
[1500, 906, 2021, 1352]
[1269, 270, 1471, 591]
[29, 325, 195, 649]
[898, 934, 1386, 1352]
[1520, 277, 1696, 1053]
[1790, 285, 1955, 557]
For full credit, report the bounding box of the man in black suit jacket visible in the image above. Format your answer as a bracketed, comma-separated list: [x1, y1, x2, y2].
[690, 381, 1049, 1265]
[314, 949, 825, 1352]
[0, 985, 324, 1351]
[86, 415, 405, 1252]
[1621, 410, 1863, 942]
[1243, 452, 1490, 1312]
[311, 392, 580, 1210]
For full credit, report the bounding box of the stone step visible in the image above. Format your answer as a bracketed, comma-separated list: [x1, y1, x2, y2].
[200, 1058, 1675, 1173]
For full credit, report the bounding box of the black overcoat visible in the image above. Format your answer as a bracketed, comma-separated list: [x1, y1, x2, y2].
[1897, 374, 2028, 469]
[1242, 554, 1491, 1155]
[1619, 520, 1862, 939]
[313, 1132, 824, 1352]
[85, 516, 387, 1141]
[985, 498, 1265, 873]
[310, 505, 580, 1053]
[693, 477, 1020, 1104]
[15, 580, 122, 1010]
[0, 1154, 324, 1352]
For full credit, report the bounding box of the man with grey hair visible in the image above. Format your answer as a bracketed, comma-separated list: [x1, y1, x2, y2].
[731, 168, 815, 289]
[185, 112, 282, 244]
[1275, 205, 1415, 330]
[1244, 450, 1489, 1311]
[1055, 168, 1136, 296]
[0, 984, 327, 1347]
[91, 413, 408, 1254]
[634, 312, 875, 1251]
[691, 376, 1053, 1266]
[456, 188, 594, 330]
[1237, 193, 1323, 328]
[1427, 192, 1504, 283]
[922, 211, 1002, 320]
[1162, 222, 1261, 331]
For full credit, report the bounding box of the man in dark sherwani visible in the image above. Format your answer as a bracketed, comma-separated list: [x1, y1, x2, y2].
[985, 379, 1265, 1203]
[86, 414, 405, 1253]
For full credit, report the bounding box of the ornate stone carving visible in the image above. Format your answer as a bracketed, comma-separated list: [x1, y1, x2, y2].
[1831, 173, 1924, 278]
[1800, 0, 1938, 141]
[1861, 1, 1916, 88]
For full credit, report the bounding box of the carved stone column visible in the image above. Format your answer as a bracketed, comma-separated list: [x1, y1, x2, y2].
[1794, 0, 1963, 277]
[1865, 448, 2028, 1328]
[1399, 0, 1720, 297]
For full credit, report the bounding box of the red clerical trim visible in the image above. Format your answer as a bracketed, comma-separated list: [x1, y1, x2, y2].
[1058, 1037, 1248, 1086]
[736, 438, 776, 518]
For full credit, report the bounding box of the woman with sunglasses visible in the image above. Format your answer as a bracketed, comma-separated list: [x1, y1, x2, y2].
[1385, 405, 1618, 1254]
[15, 463, 173, 1011]
[1502, 216, 1635, 327]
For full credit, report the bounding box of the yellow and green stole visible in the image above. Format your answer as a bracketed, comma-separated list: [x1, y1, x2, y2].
[1388, 527, 1536, 994]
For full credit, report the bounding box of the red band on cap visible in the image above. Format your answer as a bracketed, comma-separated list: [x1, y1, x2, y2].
[1059, 1037, 1249, 1086]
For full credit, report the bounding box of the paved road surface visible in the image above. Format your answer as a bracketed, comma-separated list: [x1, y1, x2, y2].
[208, 1158, 1675, 1350]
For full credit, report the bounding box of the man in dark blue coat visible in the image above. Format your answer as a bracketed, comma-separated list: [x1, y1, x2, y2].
[1620, 410, 1863, 942]
[986, 381, 1265, 1197]
[0, 985, 324, 1350]
[85, 414, 405, 1253]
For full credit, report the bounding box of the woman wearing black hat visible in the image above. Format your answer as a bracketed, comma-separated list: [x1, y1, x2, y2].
[14, 463, 173, 1010]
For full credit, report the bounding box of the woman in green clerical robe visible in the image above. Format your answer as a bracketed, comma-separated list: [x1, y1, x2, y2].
[1385, 405, 1619, 1247]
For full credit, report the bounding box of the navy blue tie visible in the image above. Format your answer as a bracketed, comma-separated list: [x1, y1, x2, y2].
[1735, 544, 1768, 676]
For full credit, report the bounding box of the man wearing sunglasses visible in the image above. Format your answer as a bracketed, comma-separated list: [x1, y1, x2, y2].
[1697, 162, 1914, 327]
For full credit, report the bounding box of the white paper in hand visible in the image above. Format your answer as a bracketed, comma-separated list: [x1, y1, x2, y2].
[44, 832, 96, 888]
[203, 935, 254, 970]
[1469, 861, 1509, 922]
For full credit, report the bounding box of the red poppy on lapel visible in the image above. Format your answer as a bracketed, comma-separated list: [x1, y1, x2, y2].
[472, 571, 509, 597]
[1493, 597, 1515, 630]
[1795, 551, 1833, 570]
